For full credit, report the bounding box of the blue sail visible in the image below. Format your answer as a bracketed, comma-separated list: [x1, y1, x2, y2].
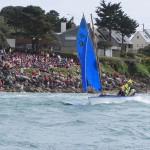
[85, 36, 101, 91]
[76, 17, 88, 91]
[76, 17, 88, 63]
[76, 16, 101, 92]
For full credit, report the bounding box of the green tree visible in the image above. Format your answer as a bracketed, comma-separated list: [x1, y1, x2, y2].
[115, 11, 139, 52]
[21, 6, 53, 50]
[66, 17, 75, 29]
[0, 16, 9, 49]
[46, 10, 73, 32]
[60, 16, 74, 30]
[95, 0, 122, 43]
[0, 6, 24, 33]
[46, 10, 61, 32]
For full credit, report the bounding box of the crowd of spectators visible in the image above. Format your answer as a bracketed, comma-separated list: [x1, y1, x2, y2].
[0, 48, 146, 93]
[0, 49, 81, 92]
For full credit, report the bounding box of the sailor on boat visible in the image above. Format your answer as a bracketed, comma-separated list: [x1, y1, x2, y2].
[117, 79, 136, 96]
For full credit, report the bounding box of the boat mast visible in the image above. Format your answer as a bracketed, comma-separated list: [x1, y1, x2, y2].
[90, 14, 103, 93]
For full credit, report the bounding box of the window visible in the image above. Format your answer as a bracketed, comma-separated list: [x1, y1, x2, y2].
[137, 36, 139, 39]
[117, 38, 120, 41]
[144, 35, 148, 39]
[99, 35, 103, 39]
[128, 44, 132, 48]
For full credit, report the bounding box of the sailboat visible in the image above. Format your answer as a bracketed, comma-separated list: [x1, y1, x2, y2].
[76, 16, 136, 100]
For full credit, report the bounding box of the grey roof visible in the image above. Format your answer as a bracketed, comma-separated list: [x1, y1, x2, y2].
[98, 28, 133, 44]
[111, 30, 133, 44]
[139, 31, 150, 42]
[143, 29, 150, 38]
[94, 29, 106, 41]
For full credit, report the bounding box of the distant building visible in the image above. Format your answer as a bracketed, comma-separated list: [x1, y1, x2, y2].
[131, 29, 150, 52]
[56, 22, 78, 53]
[6, 37, 60, 51]
[6, 22, 133, 57]
[97, 28, 133, 56]
[57, 22, 133, 57]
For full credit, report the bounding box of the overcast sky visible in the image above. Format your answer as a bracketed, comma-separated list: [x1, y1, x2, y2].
[0, 0, 149, 31]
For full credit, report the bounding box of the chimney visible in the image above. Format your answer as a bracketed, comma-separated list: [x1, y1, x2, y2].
[61, 22, 66, 33]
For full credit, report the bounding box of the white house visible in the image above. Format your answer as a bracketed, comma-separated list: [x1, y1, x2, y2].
[131, 29, 150, 52]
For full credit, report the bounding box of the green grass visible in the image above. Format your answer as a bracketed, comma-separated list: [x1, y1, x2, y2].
[99, 56, 128, 75]
[134, 64, 149, 77]
[100, 63, 114, 73]
[23, 55, 149, 79]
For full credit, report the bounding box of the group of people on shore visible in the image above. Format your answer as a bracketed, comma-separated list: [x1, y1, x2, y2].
[0, 49, 81, 92]
[0, 48, 146, 94]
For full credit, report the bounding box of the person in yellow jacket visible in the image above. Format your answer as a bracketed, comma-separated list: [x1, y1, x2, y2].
[118, 79, 136, 96]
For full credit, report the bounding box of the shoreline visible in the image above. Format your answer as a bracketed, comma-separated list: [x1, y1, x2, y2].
[0, 68, 149, 94]
[0, 86, 149, 94]
[0, 51, 149, 94]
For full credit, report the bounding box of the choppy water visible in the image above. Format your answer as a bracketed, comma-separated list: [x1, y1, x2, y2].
[0, 93, 150, 150]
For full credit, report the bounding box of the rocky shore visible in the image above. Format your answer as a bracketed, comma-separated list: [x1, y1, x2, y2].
[0, 66, 149, 94]
[0, 50, 149, 94]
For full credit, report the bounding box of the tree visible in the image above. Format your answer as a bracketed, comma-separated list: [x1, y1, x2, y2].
[0, 6, 24, 33]
[115, 11, 139, 51]
[21, 6, 53, 50]
[46, 10, 73, 32]
[46, 10, 61, 32]
[95, 0, 122, 43]
[66, 17, 75, 29]
[0, 16, 9, 49]
[59, 16, 75, 30]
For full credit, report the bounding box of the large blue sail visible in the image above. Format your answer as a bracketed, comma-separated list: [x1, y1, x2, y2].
[76, 16, 101, 92]
[85, 36, 101, 91]
[76, 17, 88, 91]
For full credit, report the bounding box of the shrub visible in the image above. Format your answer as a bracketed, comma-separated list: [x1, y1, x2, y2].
[99, 56, 128, 75]
[127, 52, 135, 58]
[134, 64, 149, 77]
[141, 57, 150, 72]
[120, 52, 127, 57]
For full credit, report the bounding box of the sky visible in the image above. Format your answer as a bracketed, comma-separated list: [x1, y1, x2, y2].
[0, 0, 149, 31]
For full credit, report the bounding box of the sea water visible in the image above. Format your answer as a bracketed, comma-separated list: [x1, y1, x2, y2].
[0, 93, 150, 150]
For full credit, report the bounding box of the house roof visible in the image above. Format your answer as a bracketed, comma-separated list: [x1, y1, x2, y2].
[111, 30, 133, 44]
[138, 31, 150, 42]
[94, 29, 106, 41]
[130, 29, 150, 43]
[98, 28, 133, 45]
[143, 29, 150, 38]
